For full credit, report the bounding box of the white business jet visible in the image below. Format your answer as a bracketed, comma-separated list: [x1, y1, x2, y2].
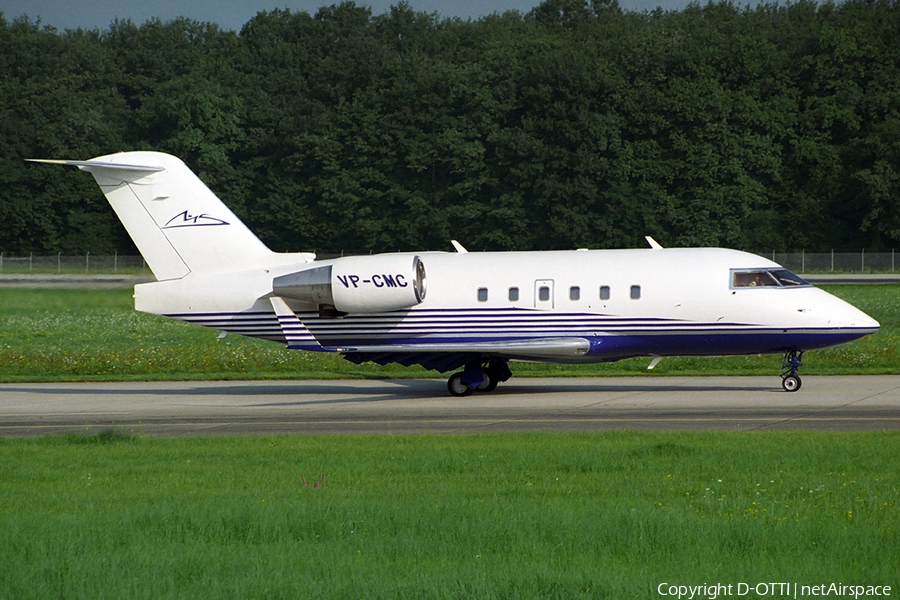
[31, 152, 879, 395]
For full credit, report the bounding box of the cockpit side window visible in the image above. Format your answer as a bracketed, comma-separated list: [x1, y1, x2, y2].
[733, 270, 779, 287]
[769, 269, 810, 286]
[731, 269, 810, 289]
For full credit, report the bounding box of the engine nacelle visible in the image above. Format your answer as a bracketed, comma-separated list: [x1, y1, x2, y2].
[273, 254, 426, 314]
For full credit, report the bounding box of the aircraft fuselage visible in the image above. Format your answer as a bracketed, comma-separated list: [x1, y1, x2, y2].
[135, 247, 877, 369]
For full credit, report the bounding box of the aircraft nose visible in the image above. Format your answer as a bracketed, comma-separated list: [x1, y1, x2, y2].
[832, 301, 879, 331]
[858, 312, 880, 331]
[808, 288, 879, 333]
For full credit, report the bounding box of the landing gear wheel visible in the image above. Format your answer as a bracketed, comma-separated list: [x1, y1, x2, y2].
[482, 359, 511, 392]
[782, 375, 802, 392]
[476, 371, 498, 393]
[780, 350, 804, 393]
[448, 372, 474, 397]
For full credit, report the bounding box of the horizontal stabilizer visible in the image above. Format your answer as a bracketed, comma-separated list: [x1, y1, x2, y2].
[27, 158, 164, 172]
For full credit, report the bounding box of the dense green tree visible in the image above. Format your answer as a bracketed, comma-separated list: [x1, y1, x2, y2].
[1, 0, 899, 255]
[0, 17, 129, 253]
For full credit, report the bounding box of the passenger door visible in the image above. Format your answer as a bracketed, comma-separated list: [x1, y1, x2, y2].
[534, 279, 554, 309]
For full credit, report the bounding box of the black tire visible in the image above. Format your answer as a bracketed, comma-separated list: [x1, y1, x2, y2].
[476, 371, 498, 393]
[448, 372, 474, 397]
[782, 375, 802, 392]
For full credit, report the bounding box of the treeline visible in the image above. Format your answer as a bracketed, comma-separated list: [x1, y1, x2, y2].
[1, 0, 899, 254]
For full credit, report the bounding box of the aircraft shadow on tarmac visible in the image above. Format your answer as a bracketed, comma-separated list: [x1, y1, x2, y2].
[5, 379, 781, 408]
[240, 381, 781, 407]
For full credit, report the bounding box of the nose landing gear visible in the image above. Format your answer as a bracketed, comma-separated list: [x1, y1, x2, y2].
[447, 359, 512, 397]
[781, 350, 803, 392]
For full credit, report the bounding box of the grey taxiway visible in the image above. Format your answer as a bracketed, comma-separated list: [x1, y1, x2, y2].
[2, 375, 899, 437]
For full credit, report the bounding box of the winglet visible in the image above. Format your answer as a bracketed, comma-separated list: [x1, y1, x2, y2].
[450, 240, 468, 253]
[645, 236, 663, 249]
[269, 297, 325, 351]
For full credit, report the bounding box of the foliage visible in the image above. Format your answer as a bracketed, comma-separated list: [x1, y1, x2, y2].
[2, 0, 900, 254]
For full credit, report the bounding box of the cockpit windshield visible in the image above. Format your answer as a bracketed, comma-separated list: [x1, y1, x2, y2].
[731, 268, 810, 289]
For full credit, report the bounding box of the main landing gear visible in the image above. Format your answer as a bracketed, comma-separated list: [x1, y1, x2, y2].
[447, 359, 512, 397]
[781, 350, 804, 392]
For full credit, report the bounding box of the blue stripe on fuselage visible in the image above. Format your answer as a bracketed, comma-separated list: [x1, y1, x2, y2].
[163, 308, 873, 361]
[584, 330, 872, 360]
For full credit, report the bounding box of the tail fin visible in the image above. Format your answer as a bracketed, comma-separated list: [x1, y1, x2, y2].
[30, 151, 277, 280]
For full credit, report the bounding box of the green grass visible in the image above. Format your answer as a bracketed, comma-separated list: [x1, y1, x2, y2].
[1, 432, 897, 598]
[0, 288, 394, 381]
[0, 285, 897, 382]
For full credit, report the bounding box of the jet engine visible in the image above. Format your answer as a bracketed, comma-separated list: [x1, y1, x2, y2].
[272, 254, 426, 314]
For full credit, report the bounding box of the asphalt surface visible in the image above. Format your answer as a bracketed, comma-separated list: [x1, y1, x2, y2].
[0, 274, 155, 288]
[2, 376, 899, 437]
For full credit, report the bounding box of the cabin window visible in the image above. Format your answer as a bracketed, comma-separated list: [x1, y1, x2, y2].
[600, 286, 610, 300]
[477, 287, 488, 302]
[731, 269, 810, 288]
[569, 286, 580, 301]
[538, 286, 550, 302]
[508, 287, 519, 302]
[630, 285, 641, 299]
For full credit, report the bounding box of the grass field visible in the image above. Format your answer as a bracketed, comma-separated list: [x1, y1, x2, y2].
[1, 431, 898, 599]
[1, 288, 898, 597]
[0, 285, 897, 382]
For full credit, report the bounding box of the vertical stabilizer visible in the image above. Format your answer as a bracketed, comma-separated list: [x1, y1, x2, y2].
[30, 152, 275, 279]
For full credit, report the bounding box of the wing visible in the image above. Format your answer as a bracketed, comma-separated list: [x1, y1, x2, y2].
[267, 295, 590, 372]
[338, 337, 591, 373]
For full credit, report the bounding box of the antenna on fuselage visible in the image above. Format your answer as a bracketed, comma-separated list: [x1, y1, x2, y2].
[645, 236, 663, 249]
